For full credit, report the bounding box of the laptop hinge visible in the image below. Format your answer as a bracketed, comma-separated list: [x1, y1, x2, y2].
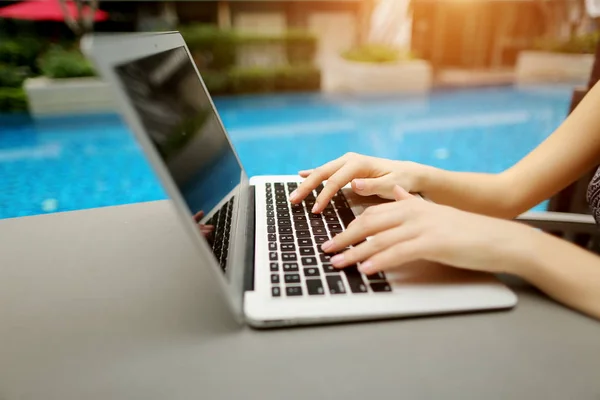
[243, 185, 256, 292]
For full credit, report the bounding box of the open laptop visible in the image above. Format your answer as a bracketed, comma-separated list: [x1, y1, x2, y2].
[81, 32, 517, 328]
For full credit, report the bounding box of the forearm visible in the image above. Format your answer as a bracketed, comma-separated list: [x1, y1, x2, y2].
[416, 167, 517, 218]
[512, 229, 600, 320]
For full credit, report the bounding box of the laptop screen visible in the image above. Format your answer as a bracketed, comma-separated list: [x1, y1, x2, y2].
[114, 46, 242, 272]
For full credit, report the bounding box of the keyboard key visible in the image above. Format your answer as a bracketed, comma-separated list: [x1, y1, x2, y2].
[367, 271, 387, 281]
[283, 263, 299, 272]
[286, 286, 303, 296]
[309, 213, 322, 220]
[302, 257, 317, 266]
[284, 273, 301, 284]
[292, 208, 305, 215]
[313, 227, 327, 235]
[370, 282, 392, 292]
[297, 230, 311, 238]
[282, 253, 297, 262]
[319, 253, 332, 263]
[327, 223, 342, 230]
[269, 252, 278, 261]
[295, 222, 309, 230]
[272, 286, 281, 297]
[322, 264, 339, 274]
[310, 220, 324, 227]
[294, 215, 307, 222]
[267, 218, 275, 225]
[323, 209, 336, 217]
[278, 219, 292, 226]
[267, 226, 275, 234]
[271, 274, 280, 284]
[279, 226, 293, 234]
[269, 243, 277, 251]
[324, 215, 338, 223]
[338, 209, 355, 228]
[280, 235, 294, 242]
[299, 247, 315, 256]
[270, 262, 279, 272]
[304, 267, 320, 277]
[343, 265, 368, 293]
[267, 210, 274, 217]
[267, 204, 274, 211]
[280, 243, 296, 252]
[306, 278, 325, 295]
[268, 234, 277, 242]
[314, 236, 329, 244]
[326, 275, 346, 294]
[297, 238, 313, 247]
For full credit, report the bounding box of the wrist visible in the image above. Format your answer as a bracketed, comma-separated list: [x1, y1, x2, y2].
[411, 163, 444, 195]
[500, 223, 546, 278]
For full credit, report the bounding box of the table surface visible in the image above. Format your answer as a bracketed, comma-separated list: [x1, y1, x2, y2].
[1, 200, 599, 400]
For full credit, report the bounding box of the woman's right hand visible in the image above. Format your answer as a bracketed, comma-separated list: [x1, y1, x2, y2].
[290, 152, 433, 213]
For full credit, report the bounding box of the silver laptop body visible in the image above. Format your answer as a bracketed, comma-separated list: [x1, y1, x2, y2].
[82, 32, 517, 328]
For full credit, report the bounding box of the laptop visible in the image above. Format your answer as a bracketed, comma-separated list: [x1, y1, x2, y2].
[81, 32, 517, 328]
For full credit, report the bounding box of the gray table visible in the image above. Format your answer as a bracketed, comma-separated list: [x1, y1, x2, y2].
[1, 201, 599, 400]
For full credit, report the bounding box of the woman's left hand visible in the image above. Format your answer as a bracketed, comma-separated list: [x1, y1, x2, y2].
[323, 186, 533, 276]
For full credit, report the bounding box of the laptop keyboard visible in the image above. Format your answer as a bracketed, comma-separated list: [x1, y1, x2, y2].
[265, 182, 391, 298]
[206, 197, 235, 272]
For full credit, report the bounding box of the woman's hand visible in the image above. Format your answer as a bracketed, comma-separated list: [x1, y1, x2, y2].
[290, 152, 433, 213]
[322, 186, 534, 276]
[193, 211, 214, 237]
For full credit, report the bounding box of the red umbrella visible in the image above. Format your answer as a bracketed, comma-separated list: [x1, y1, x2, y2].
[0, 0, 109, 22]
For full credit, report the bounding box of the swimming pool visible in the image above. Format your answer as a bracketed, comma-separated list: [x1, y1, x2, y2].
[0, 84, 572, 219]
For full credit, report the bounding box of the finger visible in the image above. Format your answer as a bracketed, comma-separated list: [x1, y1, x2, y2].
[352, 176, 391, 197]
[298, 169, 314, 177]
[194, 211, 205, 222]
[393, 185, 413, 201]
[290, 157, 346, 203]
[322, 208, 410, 252]
[313, 163, 362, 213]
[358, 239, 427, 274]
[330, 225, 418, 268]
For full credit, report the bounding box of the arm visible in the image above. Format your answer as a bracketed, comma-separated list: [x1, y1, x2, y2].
[416, 81, 600, 218]
[512, 228, 600, 320]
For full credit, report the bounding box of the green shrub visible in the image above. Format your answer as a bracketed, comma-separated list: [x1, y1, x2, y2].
[199, 70, 231, 95]
[229, 65, 321, 94]
[180, 24, 318, 68]
[236, 30, 317, 65]
[0, 37, 45, 70]
[38, 47, 95, 79]
[180, 24, 237, 69]
[274, 65, 320, 92]
[342, 44, 414, 63]
[0, 63, 29, 87]
[533, 32, 600, 54]
[229, 67, 277, 94]
[0, 87, 28, 112]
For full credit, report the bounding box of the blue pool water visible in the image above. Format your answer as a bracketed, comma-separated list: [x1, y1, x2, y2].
[0, 85, 572, 219]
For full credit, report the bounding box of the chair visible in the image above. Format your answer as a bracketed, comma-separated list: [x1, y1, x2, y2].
[515, 39, 600, 251]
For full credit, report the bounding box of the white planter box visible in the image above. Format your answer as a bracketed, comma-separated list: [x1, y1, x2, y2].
[322, 57, 432, 94]
[516, 51, 594, 84]
[24, 77, 114, 116]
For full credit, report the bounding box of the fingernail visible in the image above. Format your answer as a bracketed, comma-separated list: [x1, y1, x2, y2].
[311, 202, 320, 213]
[289, 190, 298, 202]
[359, 261, 373, 274]
[321, 240, 333, 251]
[354, 179, 365, 191]
[331, 254, 345, 266]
